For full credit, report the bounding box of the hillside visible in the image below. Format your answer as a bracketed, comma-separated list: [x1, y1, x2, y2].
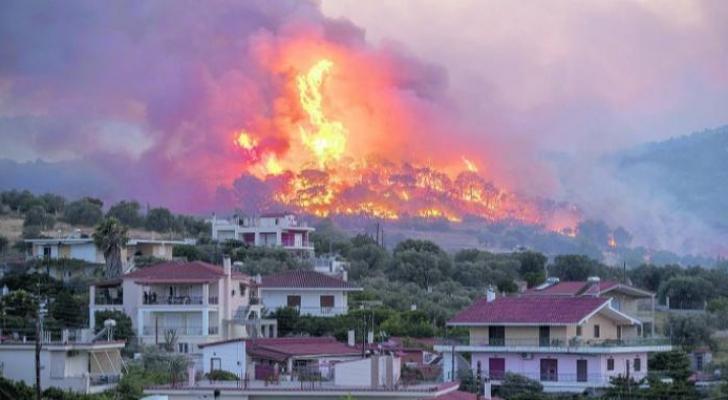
[616, 125, 728, 231]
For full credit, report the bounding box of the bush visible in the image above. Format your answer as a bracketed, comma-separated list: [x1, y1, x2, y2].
[206, 369, 239, 381]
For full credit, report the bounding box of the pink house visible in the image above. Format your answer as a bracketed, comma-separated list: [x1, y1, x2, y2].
[436, 293, 671, 393]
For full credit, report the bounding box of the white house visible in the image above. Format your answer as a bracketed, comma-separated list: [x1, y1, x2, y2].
[0, 331, 125, 394]
[25, 234, 195, 279]
[259, 270, 362, 317]
[199, 339, 247, 379]
[210, 213, 315, 257]
[89, 258, 277, 360]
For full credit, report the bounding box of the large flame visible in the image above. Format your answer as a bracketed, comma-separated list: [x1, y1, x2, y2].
[232, 56, 579, 233]
[297, 59, 347, 168]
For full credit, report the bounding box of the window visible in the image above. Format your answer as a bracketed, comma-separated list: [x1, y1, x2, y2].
[594, 324, 600, 338]
[488, 326, 505, 346]
[607, 358, 614, 371]
[320, 295, 335, 309]
[634, 358, 641, 372]
[287, 295, 301, 308]
[576, 325, 582, 336]
[178, 343, 189, 354]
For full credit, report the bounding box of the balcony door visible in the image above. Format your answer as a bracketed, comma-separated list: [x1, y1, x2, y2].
[488, 326, 505, 346]
[540, 359, 558, 382]
[488, 358, 505, 380]
[539, 326, 550, 346]
[577, 359, 587, 382]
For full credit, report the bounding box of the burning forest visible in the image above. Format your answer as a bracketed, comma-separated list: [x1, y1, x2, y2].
[227, 55, 580, 234]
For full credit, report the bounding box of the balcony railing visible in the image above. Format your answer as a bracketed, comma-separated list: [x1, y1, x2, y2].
[486, 371, 648, 384]
[143, 326, 214, 336]
[89, 374, 121, 386]
[283, 306, 348, 315]
[143, 295, 204, 305]
[437, 337, 671, 349]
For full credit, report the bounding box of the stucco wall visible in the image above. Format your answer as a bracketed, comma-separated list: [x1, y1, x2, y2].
[202, 341, 246, 378]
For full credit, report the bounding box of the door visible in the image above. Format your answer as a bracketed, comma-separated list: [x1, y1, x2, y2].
[488, 358, 505, 380]
[539, 326, 550, 346]
[577, 359, 587, 382]
[488, 326, 505, 346]
[540, 359, 558, 381]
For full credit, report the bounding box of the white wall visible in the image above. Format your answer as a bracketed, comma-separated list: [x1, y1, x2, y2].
[261, 289, 348, 316]
[202, 341, 246, 379]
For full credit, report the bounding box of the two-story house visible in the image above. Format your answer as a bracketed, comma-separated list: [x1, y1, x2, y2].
[523, 277, 657, 335]
[25, 234, 194, 279]
[89, 259, 277, 358]
[259, 270, 362, 317]
[437, 291, 671, 393]
[210, 213, 315, 257]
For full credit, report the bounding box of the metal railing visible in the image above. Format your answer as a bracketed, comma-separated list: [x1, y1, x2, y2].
[143, 295, 204, 305]
[438, 336, 671, 348]
[89, 374, 121, 386]
[481, 371, 648, 384]
[143, 326, 215, 336]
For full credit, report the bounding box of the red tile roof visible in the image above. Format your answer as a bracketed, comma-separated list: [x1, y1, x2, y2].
[260, 270, 360, 290]
[523, 280, 651, 297]
[201, 337, 361, 362]
[122, 261, 248, 283]
[448, 296, 609, 325]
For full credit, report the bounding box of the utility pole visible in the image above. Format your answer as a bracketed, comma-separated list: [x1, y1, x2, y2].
[34, 280, 46, 400]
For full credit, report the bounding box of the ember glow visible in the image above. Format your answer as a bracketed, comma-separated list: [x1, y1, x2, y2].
[233, 56, 580, 232]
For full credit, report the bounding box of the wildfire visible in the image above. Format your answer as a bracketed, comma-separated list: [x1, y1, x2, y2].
[235, 131, 257, 150]
[297, 59, 347, 168]
[231, 57, 580, 231]
[462, 157, 478, 173]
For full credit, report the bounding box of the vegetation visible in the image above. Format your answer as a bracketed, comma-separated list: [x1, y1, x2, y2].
[93, 217, 129, 278]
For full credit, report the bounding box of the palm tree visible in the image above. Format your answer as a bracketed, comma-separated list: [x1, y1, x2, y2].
[93, 217, 129, 279]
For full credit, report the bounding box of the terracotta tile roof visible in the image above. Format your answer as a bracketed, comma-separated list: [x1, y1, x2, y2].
[448, 296, 609, 325]
[260, 270, 360, 290]
[523, 280, 650, 297]
[198, 337, 360, 362]
[122, 261, 248, 283]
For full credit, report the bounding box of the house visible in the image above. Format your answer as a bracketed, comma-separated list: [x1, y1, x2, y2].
[25, 234, 195, 279]
[313, 254, 350, 280]
[210, 213, 315, 257]
[88, 258, 277, 360]
[436, 291, 672, 393]
[259, 270, 362, 316]
[0, 329, 125, 394]
[200, 336, 363, 382]
[523, 277, 657, 335]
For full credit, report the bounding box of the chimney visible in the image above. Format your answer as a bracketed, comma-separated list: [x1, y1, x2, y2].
[223, 257, 232, 276]
[347, 330, 356, 347]
[486, 286, 496, 302]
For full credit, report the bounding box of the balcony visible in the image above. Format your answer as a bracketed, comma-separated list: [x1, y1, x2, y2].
[143, 295, 205, 305]
[142, 325, 219, 336]
[435, 337, 671, 354]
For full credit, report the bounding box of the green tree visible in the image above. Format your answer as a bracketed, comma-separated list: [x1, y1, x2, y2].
[658, 276, 714, 309]
[498, 372, 544, 399]
[145, 207, 175, 232]
[93, 217, 129, 278]
[518, 251, 546, 288]
[63, 198, 103, 226]
[107, 200, 143, 227]
[664, 314, 714, 351]
[23, 205, 55, 229]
